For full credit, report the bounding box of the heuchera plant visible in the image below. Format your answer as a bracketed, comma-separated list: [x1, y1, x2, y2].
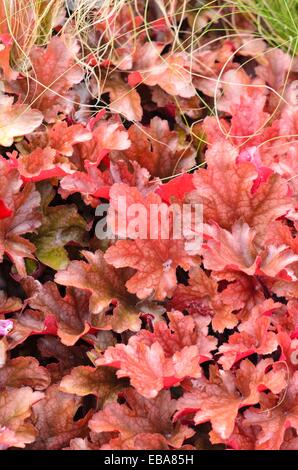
[1, 0, 298, 451]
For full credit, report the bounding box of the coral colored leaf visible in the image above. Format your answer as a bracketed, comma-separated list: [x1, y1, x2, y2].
[98, 340, 199, 398]
[119, 117, 195, 178]
[136, 310, 217, 362]
[76, 118, 131, 165]
[47, 121, 92, 156]
[55, 250, 141, 332]
[22, 277, 91, 346]
[219, 316, 279, 369]
[105, 183, 196, 300]
[95, 311, 215, 398]
[12, 120, 92, 181]
[170, 267, 217, 313]
[89, 388, 194, 448]
[59, 159, 156, 206]
[11, 36, 84, 122]
[16, 147, 59, 180]
[170, 266, 238, 332]
[59, 165, 111, 204]
[217, 69, 269, 142]
[175, 359, 287, 441]
[202, 222, 298, 279]
[243, 372, 298, 450]
[105, 238, 194, 301]
[189, 141, 291, 241]
[106, 182, 163, 240]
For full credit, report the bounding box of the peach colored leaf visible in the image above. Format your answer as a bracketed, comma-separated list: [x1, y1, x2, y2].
[106, 182, 164, 240]
[0, 387, 44, 449]
[17, 147, 58, 180]
[13, 120, 92, 181]
[131, 43, 195, 98]
[169, 266, 218, 316]
[217, 69, 269, 143]
[0, 95, 43, 147]
[104, 183, 196, 300]
[203, 222, 298, 280]
[59, 160, 157, 206]
[202, 221, 259, 275]
[258, 244, 298, 280]
[59, 165, 111, 204]
[236, 359, 287, 400]
[105, 76, 143, 121]
[175, 375, 242, 440]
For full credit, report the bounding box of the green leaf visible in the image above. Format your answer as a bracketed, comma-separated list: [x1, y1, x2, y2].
[34, 200, 87, 270]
